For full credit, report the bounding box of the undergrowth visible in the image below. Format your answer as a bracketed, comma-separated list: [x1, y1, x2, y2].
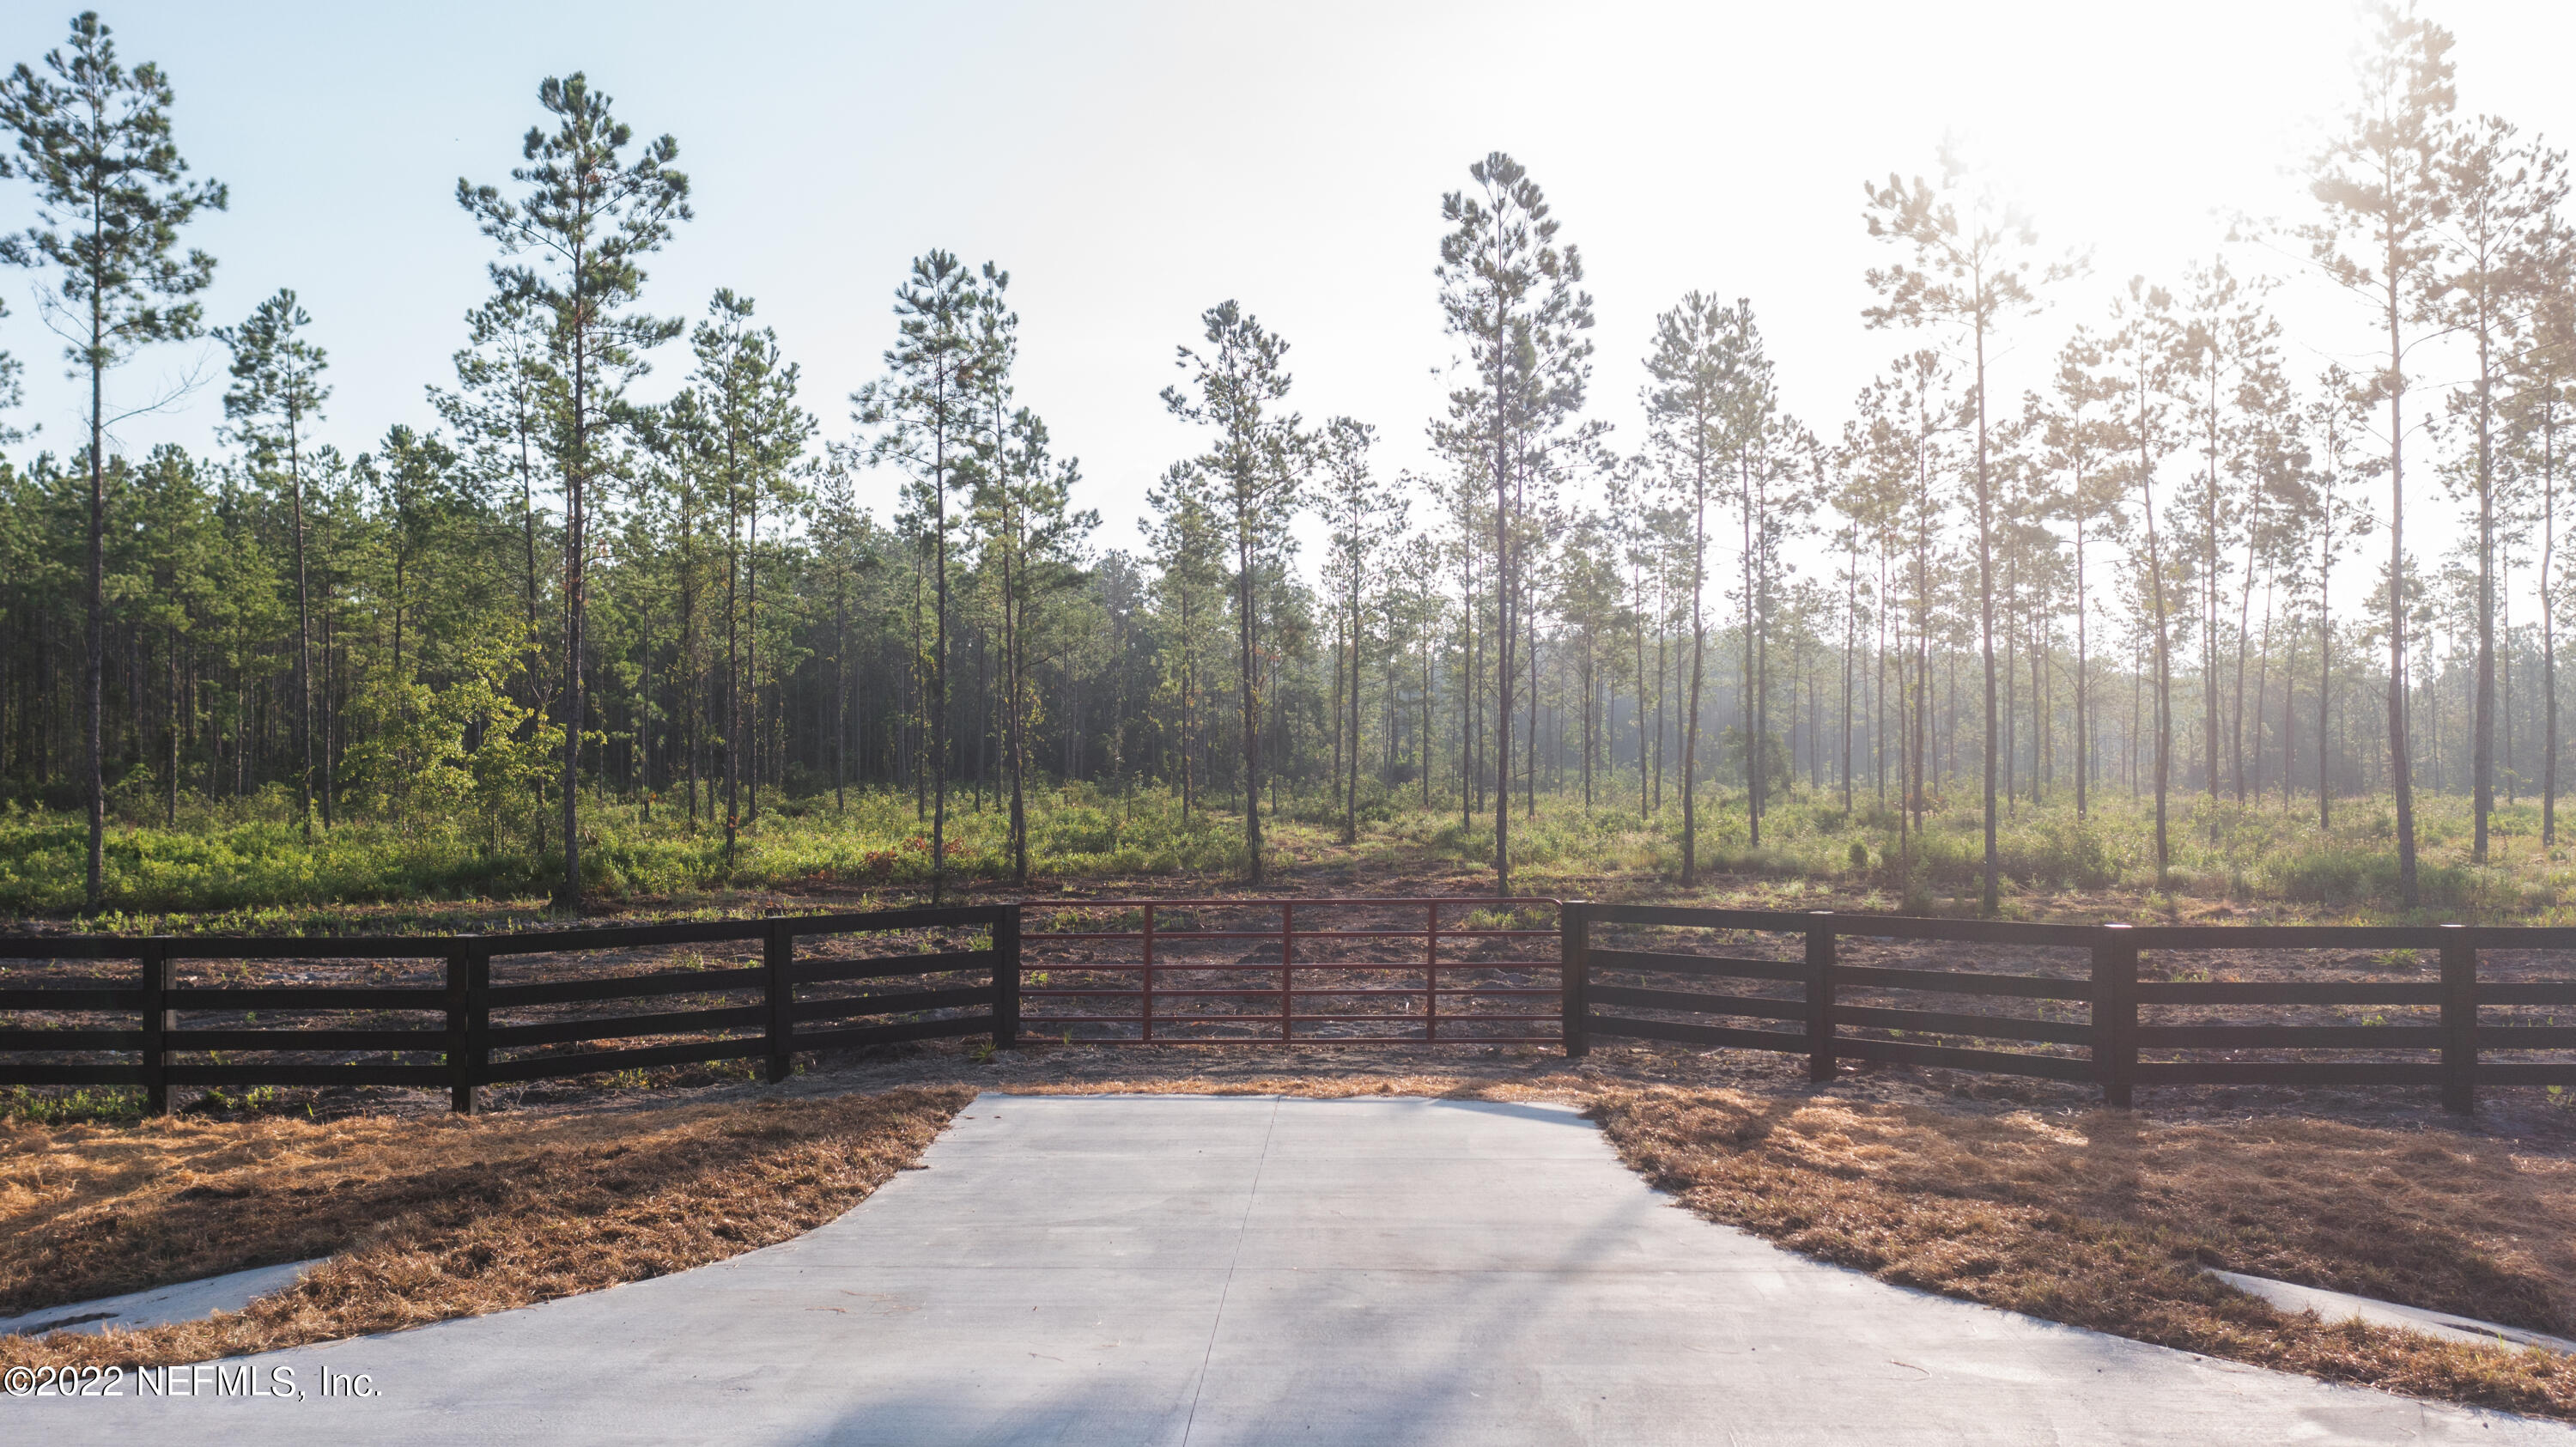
[0, 776, 2567, 922]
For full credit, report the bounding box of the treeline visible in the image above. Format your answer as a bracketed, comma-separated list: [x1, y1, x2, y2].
[0, 5, 2567, 914]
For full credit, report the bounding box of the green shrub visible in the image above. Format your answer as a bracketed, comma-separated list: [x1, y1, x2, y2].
[2, 1085, 143, 1125]
[2275, 848, 2369, 904]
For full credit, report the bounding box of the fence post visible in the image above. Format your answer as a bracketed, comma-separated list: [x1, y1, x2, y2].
[446, 941, 475, 1115]
[1560, 900, 1589, 1059]
[2095, 923, 2136, 1110]
[2440, 923, 2476, 1116]
[993, 905, 1021, 1050]
[1279, 901, 1294, 1043]
[140, 938, 173, 1116]
[470, 942, 492, 1102]
[1425, 900, 1440, 1044]
[1806, 912, 1836, 1083]
[764, 919, 794, 1084]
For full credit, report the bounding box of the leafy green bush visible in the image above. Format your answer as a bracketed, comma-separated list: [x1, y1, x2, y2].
[2000, 813, 2129, 890]
[2274, 848, 2370, 904]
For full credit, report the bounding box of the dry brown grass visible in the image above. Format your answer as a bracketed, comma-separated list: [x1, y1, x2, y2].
[1589, 1083, 2576, 1420]
[0, 1084, 971, 1371]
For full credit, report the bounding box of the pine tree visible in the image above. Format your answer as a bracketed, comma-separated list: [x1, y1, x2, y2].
[2173, 256, 2281, 802]
[809, 445, 876, 813]
[977, 406, 1092, 883]
[0, 301, 18, 446]
[1437, 153, 1595, 897]
[1600, 459, 1658, 818]
[2305, 0, 2454, 908]
[1862, 144, 2073, 915]
[1847, 350, 1956, 878]
[856, 252, 982, 902]
[2038, 327, 2123, 820]
[1641, 293, 1749, 885]
[1726, 309, 1785, 849]
[1555, 508, 1623, 808]
[693, 290, 811, 858]
[2515, 217, 2576, 845]
[0, 9, 225, 909]
[2433, 116, 2564, 860]
[2289, 366, 2376, 826]
[642, 386, 715, 825]
[459, 73, 690, 910]
[1163, 301, 1305, 884]
[1319, 416, 1400, 844]
[122, 443, 218, 825]
[214, 291, 328, 837]
[2100, 279, 2187, 876]
[431, 289, 559, 727]
[1143, 461, 1222, 813]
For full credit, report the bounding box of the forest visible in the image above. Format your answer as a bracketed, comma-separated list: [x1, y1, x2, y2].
[0, 3, 2561, 921]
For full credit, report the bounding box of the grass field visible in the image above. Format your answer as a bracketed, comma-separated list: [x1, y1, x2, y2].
[6, 776, 2575, 925]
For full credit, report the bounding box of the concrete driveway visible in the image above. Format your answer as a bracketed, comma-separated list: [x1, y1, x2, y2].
[9, 1091, 2568, 1444]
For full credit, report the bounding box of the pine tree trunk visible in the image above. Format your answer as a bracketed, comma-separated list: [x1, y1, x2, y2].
[2545, 408, 2560, 846]
[1974, 322, 1998, 915]
[1008, 545, 1028, 887]
[84, 332, 104, 909]
[2474, 321, 2496, 861]
[1682, 473, 1707, 888]
[1236, 505, 1263, 884]
[2076, 510, 2089, 818]
[2386, 237, 2419, 905]
[1493, 389, 1515, 898]
[2138, 377, 2172, 878]
[932, 456, 951, 900]
[1346, 565, 1360, 845]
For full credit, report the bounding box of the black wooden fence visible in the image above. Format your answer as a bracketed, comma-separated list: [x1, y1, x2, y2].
[16, 897, 2576, 1116]
[1564, 903, 2576, 1114]
[0, 905, 1015, 1114]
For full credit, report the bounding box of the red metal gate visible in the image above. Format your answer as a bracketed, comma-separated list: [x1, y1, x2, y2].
[1018, 897, 1562, 1044]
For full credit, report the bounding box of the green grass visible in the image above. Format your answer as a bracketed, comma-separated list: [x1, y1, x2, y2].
[0, 1085, 144, 1126]
[0, 782, 1255, 919]
[1369, 779, 2576, 923]
[3, 775, 2572, 923]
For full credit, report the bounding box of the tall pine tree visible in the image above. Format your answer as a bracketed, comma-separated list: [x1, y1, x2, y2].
[1436, 153, 1595, 897]
[459, 73, 690, 910]
[856, 252, 982, 902]
[1863, 144, 2072, 915]
[2305, 0, 2453, 908]
[1163, 301, 1305, 884]
[215, 290, 328, 836]
[0, 10, 223, 909]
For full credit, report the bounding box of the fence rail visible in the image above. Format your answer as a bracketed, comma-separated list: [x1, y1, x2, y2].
[0, 906, 1014, 1114]
[1564, 903, 2576, 1113]
[15, 897, 2576, 1116]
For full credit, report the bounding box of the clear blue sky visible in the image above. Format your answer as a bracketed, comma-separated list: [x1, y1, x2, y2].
[2, 0, 2569, 587]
